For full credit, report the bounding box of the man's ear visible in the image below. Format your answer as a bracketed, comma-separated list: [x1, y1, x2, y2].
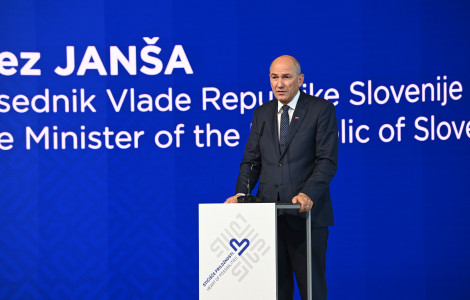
[298, 74, 305, 87]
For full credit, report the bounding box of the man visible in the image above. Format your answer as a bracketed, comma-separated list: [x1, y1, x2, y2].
[225, 55, 338, 300]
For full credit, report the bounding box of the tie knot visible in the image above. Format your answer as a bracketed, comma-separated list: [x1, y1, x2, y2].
[282, 105, 289, 112]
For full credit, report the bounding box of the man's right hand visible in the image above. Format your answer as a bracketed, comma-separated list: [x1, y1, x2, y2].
[224, 195, 240, 203]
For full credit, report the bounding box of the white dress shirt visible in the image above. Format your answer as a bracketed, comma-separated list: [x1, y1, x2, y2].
[277, 90, 300, 139]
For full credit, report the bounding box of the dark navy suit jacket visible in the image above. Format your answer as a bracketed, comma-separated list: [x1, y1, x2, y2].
[235, 90, 338, 228]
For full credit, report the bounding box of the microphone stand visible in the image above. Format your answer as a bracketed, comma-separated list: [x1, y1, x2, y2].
[238, 121, 265, 203]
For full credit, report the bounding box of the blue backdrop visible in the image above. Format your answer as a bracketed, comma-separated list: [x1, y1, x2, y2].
[1, 0, 470, 299]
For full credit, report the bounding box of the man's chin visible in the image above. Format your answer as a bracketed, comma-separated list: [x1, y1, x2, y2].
[276, 96, 291, 104]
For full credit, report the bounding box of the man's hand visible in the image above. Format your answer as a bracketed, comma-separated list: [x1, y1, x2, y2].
[225, 195, 240, 203]
[292, 193, 314, 212]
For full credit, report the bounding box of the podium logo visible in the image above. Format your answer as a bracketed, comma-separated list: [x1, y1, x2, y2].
[206, 213, 271, 285]
[229, 238, 250, 256]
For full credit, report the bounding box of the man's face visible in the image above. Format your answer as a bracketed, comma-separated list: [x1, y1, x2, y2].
[270, 57, 304, 105]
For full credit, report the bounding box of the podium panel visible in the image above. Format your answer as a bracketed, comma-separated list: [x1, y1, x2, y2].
[199, 203, 277, 300]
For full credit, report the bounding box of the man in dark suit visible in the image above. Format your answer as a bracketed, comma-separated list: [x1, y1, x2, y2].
[225, 55, 338, 300]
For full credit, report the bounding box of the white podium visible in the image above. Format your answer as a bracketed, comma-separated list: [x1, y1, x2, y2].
[199, 203, 312, 300]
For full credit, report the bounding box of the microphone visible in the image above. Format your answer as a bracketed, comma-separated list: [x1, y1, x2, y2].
[238, 121, 265, 203]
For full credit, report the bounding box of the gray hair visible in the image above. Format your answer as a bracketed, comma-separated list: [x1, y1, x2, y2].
[292, 57, 301, 75]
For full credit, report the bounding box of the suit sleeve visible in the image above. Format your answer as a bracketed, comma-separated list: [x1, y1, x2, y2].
[301, 101, 339, 204]
[235, 110, 262, 195]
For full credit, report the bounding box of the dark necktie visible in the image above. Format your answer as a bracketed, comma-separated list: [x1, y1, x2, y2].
[279, 105, 290, 153]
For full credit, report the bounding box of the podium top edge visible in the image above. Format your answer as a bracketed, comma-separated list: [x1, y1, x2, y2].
[275, 203, 301, 209]
[198, 203, 301, 209]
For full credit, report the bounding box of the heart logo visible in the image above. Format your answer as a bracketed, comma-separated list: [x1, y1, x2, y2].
[229, 238, 250, 256]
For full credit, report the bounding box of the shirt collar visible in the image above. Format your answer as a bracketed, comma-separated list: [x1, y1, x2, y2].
[277, 90, 300, 113]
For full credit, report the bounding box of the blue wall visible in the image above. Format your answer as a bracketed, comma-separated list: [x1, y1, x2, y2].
[1, 0, 469, 299]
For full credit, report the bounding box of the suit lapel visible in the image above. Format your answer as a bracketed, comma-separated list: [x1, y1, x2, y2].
[269, 101, 281, 159]
[279, 92, 308, 159]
